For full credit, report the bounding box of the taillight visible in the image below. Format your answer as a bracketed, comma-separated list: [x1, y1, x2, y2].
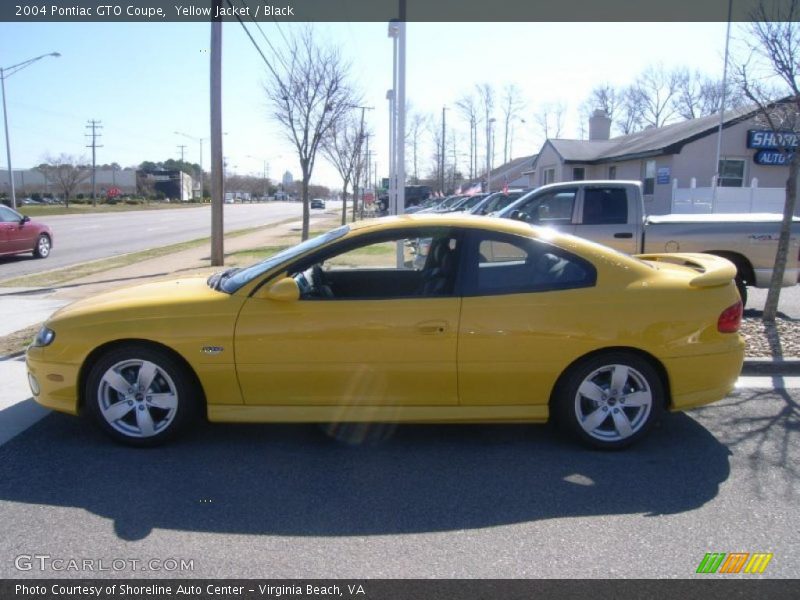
[718, 300, 743, 333]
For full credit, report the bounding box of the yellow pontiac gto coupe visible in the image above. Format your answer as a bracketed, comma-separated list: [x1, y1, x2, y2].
[26, 215, 744, 449]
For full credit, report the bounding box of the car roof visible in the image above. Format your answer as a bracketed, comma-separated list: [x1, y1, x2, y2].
[345, 213, 647, 271]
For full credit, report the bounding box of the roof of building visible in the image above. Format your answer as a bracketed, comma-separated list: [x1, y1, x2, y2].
[542, 104, 759, 165]
[466, 154, 537, 188]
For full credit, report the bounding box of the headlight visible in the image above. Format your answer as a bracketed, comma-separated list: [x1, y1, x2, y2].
[31, 326, 55, 347]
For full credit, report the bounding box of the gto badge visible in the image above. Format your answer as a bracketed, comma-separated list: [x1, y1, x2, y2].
[201, 346, 224, 355]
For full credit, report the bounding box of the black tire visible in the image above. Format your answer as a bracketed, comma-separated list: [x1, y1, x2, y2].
[33, 234, 51, 259]
[552, 351, 665, 450]
[84, 344, 200, 447]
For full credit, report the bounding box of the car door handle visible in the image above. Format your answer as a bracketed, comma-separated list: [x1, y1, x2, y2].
[614, 232, 633, 239]
[417, 321, 447, 335]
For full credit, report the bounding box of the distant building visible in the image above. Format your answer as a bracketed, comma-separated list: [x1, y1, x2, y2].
[138, 169, 194, 201]
[0, 167, 137, 197]
[282, 170, 294, 187]
[527, 106, 798, 215]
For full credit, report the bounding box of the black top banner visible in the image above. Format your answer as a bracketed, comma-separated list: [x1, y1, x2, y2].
[0, 0, 789, 23]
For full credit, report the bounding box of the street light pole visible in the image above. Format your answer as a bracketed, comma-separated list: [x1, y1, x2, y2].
[175, 131, 208, 200]
[1, 52, 60, 209]
[487, 117, 496, 193]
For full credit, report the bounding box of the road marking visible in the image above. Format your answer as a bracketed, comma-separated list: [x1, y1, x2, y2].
[145, 226, 169, 232]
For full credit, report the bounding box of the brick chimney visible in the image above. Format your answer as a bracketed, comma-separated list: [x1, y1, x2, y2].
[589, 109, 611, 141]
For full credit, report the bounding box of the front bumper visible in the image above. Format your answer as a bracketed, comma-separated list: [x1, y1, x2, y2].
[26, 348, 80, 415]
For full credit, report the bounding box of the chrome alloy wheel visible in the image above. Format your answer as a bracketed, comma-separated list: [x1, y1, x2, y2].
[574, 363, 653, 442]
[36, 235, 51, 257]
[97, 359, 179, 438]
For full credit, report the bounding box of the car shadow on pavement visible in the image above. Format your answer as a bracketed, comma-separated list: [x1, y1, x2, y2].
[0, 412, 730, 541]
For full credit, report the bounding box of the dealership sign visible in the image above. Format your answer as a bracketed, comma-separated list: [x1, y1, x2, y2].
[747, 129, 800, 150]
[754, 150, 794, 166]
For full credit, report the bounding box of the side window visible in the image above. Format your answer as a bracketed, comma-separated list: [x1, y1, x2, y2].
[582, 187, 629, 225]
[289, 228, 460, 300]
[0, 206, 20, 222]
[469, 233, 596, 296]
[515, 189, 577, 225]
[643, 160, 656, 195]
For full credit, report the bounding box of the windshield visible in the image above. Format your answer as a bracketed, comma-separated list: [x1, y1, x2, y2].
[220, 225, 349, 293]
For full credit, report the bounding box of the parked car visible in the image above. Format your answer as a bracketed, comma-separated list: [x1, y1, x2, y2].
[449, 193, 489, 213]
[0, 205, 53, 259]
[28, 214, 744, 449]
[310, 198, 326, 209]
[470, 190, 527, 216]
[497, 180, 800, 304]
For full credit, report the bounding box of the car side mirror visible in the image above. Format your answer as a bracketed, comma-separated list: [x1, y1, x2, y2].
[21, 215, 30, 224]
[509, 210, 521, 220]
[255, 277, 299, 302]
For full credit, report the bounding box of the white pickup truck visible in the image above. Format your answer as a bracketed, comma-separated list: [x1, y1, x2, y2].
[497, 180, 800, 304]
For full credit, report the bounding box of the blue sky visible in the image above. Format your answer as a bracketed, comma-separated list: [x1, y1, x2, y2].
[0, 21, 737, 188]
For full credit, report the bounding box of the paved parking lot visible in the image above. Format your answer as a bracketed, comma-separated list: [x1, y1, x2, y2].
[0, 374, 797, 578]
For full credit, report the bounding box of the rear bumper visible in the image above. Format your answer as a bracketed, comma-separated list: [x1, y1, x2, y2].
[664, 338, 745, 411]
[753, 267, 799, 288]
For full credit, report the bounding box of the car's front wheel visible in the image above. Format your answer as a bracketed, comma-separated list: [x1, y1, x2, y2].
[552, 352, 665, 449]
[33, 234, 51, 258]
[84, 345, 199, 446]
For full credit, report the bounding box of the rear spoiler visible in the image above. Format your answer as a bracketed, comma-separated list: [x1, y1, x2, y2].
[634, 252, 737, 288]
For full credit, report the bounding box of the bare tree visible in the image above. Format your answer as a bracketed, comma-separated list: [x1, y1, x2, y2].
[428, 118, 445, 192]
[617, 85, 646, 134]
[36, 154, 90, 207]
[476, 83, 495, 177]
[455, 93, 479, 179]
[405, 107, 428, 184]
[500, 84, 526, 164]
[734, 0, 800, 321]
[322, 113, 362, 225]
[263, 26, 358, 240]
[534, 102, 566, 139]
[674, 69, 747, 120]
[629, 63, 683, 128]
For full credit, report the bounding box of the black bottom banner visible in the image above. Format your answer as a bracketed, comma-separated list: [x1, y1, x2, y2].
[2, 579, 799, 600]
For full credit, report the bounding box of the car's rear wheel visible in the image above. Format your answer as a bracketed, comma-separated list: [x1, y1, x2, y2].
[553, 352, 664, 449]
[84, 345, 199, 446]
[33, 234, 51, 258]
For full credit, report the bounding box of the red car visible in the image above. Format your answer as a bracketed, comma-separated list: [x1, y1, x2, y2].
[0, 204, 53, 259]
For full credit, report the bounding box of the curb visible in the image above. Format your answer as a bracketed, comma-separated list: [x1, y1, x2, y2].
[741, 358, 800, 375]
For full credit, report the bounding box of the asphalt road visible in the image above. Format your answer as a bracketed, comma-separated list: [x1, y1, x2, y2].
[0, 378, 797, 579]
[0, 203, 303, 280]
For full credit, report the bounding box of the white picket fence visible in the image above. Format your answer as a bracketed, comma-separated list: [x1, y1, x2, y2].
[671, 178, 786, 213]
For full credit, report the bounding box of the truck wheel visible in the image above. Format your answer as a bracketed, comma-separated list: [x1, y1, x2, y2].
[735, 276, 748, 307]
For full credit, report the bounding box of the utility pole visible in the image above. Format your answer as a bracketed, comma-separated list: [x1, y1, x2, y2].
[85, 119, 103, 205]
[177, 144, 186, 162]
[210, 1, 224, 266]
[440, 106, 447, 194]
[354, 105, 374, 220]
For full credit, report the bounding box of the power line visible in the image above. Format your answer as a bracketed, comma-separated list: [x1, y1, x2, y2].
[85, 119, 103, 202]
[177, 144, 187, 162]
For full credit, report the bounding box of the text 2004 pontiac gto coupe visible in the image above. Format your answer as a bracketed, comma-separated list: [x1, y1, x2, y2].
[26, 214, 744, 449]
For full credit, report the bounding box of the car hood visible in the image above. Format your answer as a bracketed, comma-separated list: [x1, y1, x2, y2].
[50, 276, 235, 323]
